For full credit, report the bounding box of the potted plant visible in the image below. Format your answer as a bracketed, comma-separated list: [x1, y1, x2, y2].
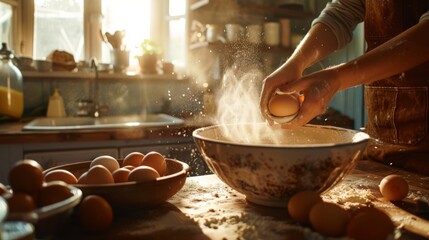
[137, 39, 161, 74]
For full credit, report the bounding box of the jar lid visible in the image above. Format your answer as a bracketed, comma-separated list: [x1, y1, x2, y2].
[0, 43, 13, 60]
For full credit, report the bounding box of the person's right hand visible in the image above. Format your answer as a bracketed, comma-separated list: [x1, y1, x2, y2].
[275, 67, 342, 129]
[259, 61, 303, 125]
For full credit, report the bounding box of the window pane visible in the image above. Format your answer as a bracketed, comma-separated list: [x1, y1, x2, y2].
[34, 0, 84, 60]
[0, 2, 13, 47]
[169, 0, 186, 16]
[101, 0, 151, 64]
[168, 18, 186, 69]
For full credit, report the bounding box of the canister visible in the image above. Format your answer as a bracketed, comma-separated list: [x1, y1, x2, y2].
[0, 43, 24, 119]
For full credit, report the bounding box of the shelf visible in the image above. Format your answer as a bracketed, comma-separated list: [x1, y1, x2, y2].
[189, 41, 294, 54]
[189, 1, 315, 24]
[22, 71, 187, 82]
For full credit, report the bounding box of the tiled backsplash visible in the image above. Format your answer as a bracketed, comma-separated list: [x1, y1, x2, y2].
[23, 75, 205, 119]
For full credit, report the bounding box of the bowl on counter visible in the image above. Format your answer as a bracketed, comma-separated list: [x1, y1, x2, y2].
[192, 123, 370, 207]
[43, 159, 189, 209]
[6, 185, 82, 238]
[34, 60, 52, 72]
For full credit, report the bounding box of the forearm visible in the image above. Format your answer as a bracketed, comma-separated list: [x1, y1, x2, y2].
[337, 20, 429, 90]
[287, 22, 339, 73]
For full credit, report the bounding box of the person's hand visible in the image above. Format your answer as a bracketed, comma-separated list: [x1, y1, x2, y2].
[259, 62, 303, 125]
[277, 67, 342, 128]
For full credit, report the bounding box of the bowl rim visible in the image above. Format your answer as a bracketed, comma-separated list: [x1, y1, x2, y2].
[43, 158, 190, 188]
[192, 123, 370, 149]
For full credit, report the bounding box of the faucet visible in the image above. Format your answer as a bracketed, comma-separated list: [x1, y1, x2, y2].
[77, 58, 108, 117]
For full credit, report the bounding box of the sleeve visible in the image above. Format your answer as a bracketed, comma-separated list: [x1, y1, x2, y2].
[311, 0, 365, 49]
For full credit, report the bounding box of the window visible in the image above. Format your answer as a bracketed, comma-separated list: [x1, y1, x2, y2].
[101, 0, 151, 67]
[22, 0, 186, 71]
[34, 0, 84, 60]
[0, 0, 18, 50]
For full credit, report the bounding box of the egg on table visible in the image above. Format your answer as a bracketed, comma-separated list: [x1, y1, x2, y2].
[287, 190, 323, 224]
[379, 174, 409, 201]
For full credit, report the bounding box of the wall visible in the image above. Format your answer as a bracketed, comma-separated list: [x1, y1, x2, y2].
[22, 74, 205, 119]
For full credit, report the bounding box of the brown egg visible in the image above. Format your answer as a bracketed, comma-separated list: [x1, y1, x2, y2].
[77, 171, 88, 184]
[86, 165, 114, 185]
[287, 190, 323, 224]
[123, 165, 135, 171]
[309, 202, 350, 237]
[268, 93, 300, 117]
[90, 155, 120, 173]
[112, 168, 131, 183]
[347, 207, 395, 240]
[9, 159, 44, 194]
[128, 166, 160, 182]
[37, 181, 73, 207]
[79, 195, 113, 233]
[44, 169, 78, 184]
[5, 192, 36, 213]
[123, 152, 144, 167]
[379, 174, 409, 201]
[141, 151, 166, 176]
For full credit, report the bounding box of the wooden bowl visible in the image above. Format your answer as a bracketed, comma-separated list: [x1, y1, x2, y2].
[44, 159, 189, 209]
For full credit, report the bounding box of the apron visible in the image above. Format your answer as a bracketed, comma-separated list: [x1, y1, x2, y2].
[364, 0, 429, 175]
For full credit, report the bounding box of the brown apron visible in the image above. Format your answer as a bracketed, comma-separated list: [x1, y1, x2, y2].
[364, 0, 429, 175]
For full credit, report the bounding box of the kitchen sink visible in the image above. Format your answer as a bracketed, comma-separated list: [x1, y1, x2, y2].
[23, 114, 185, 131]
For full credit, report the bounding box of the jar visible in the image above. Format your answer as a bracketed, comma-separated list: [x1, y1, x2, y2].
[0, 43, 24, 119]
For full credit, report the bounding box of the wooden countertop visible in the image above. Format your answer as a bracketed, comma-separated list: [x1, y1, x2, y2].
[55, 159, 429, 240]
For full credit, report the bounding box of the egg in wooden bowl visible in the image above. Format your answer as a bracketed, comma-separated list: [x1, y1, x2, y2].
[43, 153, 190, 209]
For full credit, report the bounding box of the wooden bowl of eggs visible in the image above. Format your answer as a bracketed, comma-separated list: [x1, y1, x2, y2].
[193, 123, 370, 207]
[43, 151, 190, 209]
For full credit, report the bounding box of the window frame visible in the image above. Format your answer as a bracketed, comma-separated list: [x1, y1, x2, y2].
[19, 0, 175, 62]
[0, 0, 22, 54]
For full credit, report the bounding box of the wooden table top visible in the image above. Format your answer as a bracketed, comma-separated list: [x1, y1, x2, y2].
[54, 159, 429, 240]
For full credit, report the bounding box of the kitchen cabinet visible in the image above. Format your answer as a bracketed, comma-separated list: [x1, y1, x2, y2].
[0, 136, 208, 184]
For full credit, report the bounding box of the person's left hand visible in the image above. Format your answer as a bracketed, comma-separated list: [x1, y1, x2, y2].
[276, 68, 342, 128]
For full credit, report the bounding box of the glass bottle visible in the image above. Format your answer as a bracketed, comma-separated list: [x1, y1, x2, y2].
[0, 43, 24, 119]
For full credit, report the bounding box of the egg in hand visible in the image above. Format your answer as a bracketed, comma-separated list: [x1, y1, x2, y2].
[267, 93, 301, 124]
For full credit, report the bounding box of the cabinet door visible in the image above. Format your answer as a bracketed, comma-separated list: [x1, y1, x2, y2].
[24, 148, 118, 170]
[120, 143, 210, 176]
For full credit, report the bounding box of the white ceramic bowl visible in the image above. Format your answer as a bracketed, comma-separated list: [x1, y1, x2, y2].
[193, 123, 370, 207]
[7, 185, 82, 238]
